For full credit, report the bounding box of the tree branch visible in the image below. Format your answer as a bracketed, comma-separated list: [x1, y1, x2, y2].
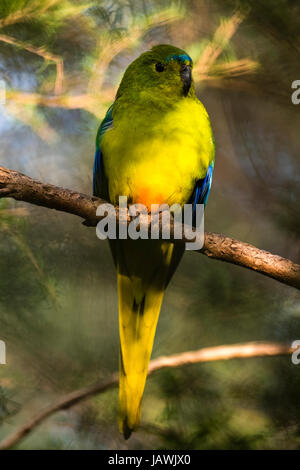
[0, 165, 299, 289]
[0, 341, 294, 450]
[0, 34, 64, 94]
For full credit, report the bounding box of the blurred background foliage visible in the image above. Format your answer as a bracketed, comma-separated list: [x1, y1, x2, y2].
[0, 0, 299, 450]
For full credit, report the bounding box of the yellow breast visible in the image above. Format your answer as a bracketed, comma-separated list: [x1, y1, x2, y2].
[102, 98, 214, 208]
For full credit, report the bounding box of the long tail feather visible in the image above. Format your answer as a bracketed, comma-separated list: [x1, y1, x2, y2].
[111, 239, 179, 438]
[118, 272, 165, 438]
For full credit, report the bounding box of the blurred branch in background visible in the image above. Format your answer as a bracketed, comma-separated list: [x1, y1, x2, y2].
[0, 3, 185, 132]
[0, 165, 299, 289]
[0, 0, 92, 137]
[0, 33, 64, 94]
[204, 58, 258, 80]
[0, 341, 295, 450]
[193, 12, 258, 83]
[88, 8, 182, 94]
[0, 0, 83, 29]
[0, 4, 259, 137]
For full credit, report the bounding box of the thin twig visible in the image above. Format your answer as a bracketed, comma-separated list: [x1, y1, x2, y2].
[0, 341, 294, 450]
[194, 12, 245, 80]
[0, 34, 64, 94]
[6, 90, 110, 118]
[198, 59, 259, 81]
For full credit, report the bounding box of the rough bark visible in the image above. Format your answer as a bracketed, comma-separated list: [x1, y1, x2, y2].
[0, 165, 299, 289]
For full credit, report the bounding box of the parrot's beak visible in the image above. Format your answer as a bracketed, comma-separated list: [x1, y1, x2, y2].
[180, 64, 192, 96]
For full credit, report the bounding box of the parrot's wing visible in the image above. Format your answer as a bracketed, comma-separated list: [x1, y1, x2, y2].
[192, 162, 214, 207]
[93, 104, 113, 200]
[189, 161, 214, 226]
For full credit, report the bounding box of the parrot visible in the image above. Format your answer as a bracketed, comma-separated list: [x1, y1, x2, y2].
[93, 44, 215, 439]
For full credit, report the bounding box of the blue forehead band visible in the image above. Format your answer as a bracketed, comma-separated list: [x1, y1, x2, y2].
[165, 53, 192, 65]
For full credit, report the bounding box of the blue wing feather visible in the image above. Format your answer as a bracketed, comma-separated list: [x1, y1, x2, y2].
[93, 104, 113, 199]
[190, 162, 214, 223]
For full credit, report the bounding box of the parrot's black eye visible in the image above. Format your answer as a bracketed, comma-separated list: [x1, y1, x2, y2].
[155, 62, 165, 72]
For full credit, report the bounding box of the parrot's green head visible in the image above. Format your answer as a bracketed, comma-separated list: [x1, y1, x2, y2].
[117, 44, 195, 100]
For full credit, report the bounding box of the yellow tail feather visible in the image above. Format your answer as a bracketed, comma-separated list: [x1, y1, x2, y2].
[112, 239, 174, 438]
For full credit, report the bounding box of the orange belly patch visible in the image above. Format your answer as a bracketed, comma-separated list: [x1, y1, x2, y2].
[135, 186, 166, 209]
